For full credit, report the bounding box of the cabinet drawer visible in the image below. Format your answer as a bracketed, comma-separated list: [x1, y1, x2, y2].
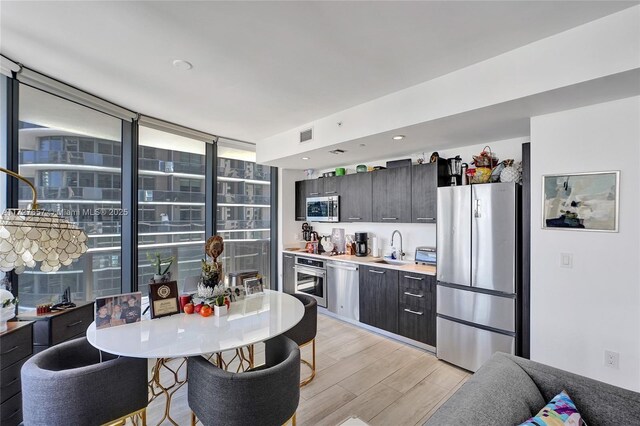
[399, 273, 434, 305]
[0, 392, 22, 426]
[50, 304, 93, 346]
[0, 358, 27, 403]
[398, 305, 429, 344]
[0, 326, 32, 370]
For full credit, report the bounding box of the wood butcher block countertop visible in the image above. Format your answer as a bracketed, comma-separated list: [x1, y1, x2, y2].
[283, 248, 436, 276]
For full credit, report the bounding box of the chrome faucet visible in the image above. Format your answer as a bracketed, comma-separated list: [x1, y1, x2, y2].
[391, 230, 404, 260]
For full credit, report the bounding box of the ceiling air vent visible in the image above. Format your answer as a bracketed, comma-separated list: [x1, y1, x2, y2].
[299, 128, 313, 143]
[329, 149, 346, 155]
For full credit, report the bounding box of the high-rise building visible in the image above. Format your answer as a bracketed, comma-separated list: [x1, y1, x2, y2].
[17, 120, 270, 308]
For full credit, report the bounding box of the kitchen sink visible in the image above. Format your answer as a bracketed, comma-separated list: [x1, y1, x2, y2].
[373, 258, 413, 266]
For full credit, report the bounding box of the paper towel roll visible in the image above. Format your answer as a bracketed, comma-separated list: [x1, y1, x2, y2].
[371, 236, 379, 258]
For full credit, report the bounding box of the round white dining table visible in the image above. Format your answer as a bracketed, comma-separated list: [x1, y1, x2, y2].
[86, 290, 304, 426]
[86, 289, 304, 358]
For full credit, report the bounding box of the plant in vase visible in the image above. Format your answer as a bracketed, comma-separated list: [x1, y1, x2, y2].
[0, 289, 18, 332]
[200, 259, 221, 288]
[147, 252, 175, 283]
[194, 283, 228, 317]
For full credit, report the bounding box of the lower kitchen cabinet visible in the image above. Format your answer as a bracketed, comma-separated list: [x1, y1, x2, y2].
[398, 272, 436, 346]
[283, 253, 296, 294]
[359, 265, 398, 334]
[0, 321, 34, 426]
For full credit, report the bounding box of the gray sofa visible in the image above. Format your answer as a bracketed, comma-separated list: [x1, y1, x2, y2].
[426, 352, 640, 425]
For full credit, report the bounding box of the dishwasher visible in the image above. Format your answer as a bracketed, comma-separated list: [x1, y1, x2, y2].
[326, 261, 359, 321]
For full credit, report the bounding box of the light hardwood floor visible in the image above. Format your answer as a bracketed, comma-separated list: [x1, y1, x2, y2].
[146, 314, 470, 426]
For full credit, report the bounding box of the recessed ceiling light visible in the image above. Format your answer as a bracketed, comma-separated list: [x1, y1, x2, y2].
[302, 157, 310, 160]
[392, 135, 405, 140]
[172, 59, 193, 70]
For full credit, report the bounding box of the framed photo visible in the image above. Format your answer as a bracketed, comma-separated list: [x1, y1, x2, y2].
[95, 292, 142, 329]
[542, 171, 620, 232]
[243, 277, 264, 295]
[226, 285, 246, 302]
[149, 281, 179, 319]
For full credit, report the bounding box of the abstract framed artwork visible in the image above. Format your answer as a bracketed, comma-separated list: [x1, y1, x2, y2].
[542, 171, 620, 232]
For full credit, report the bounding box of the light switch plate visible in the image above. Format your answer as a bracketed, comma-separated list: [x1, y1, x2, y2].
[560, 253, 573, 268]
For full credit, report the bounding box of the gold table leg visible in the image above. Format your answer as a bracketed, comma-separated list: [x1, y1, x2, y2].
[147, 358, 187, 426]
[149, 347, 255, 425]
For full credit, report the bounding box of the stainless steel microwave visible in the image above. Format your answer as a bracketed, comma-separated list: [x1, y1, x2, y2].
[306, 196, 339, 222]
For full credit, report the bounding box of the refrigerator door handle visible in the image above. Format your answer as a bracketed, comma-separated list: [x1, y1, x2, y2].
[474, 199, 480, 218]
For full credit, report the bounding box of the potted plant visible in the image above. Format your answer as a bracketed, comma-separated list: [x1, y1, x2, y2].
[193, 283, 228, 317]
[147, 252, 175, 282]
[212, 294, 227, 317]
[200, 259, 221, 288]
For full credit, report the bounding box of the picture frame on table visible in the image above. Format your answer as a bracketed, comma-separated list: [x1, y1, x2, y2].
[148, 281, 180, 319]
[542, 170, 620, 232]
[244, 277, 264, 295]
[226, 285, 246, 302]
[95, 292, 142, 329]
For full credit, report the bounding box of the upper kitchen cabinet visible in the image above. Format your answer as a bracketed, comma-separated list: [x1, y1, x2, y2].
[340, 172, 372, 222]
[295, 181, 306, 221]
[322, 176, 340, 196]
[305, 178, 324, 198]
[372, 167, 411, 223]
[411, 162, 447, 223]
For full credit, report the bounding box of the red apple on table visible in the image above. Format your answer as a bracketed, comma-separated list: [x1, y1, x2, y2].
[183, 303, 194, 314]
[194, 303, 204, 314]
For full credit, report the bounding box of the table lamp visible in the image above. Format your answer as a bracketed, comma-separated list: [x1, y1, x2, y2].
[0, 167, 88, 274]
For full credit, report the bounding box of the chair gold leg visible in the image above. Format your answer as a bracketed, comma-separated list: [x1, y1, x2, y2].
[299, 338, 316, 387]
[293, 412, 297, 426]
[191, 411, 197, 426]
[141, 408, 146, 426]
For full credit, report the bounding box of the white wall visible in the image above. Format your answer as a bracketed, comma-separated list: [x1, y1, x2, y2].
[530, 96, 640, 391]
[277, 168, 305, 291]
[258, 6, 640, 164]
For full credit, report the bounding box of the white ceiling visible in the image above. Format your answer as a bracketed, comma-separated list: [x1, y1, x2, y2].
[270, 69, 640, 169]
[1, 1, 636, 143]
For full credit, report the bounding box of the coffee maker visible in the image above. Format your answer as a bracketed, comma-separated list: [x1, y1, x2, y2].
[355, 232, 368, 257]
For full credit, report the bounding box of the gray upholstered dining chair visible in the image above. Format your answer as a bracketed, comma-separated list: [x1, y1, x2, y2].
[283, 293, 317, 386]
[21, 336, 148, 426]
[187, 335, 300, 426]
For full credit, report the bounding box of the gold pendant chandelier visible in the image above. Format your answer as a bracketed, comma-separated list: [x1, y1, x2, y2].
[0, 167, 88, 274]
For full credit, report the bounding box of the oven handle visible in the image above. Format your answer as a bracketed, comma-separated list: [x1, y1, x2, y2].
[294, 265, 326, 277]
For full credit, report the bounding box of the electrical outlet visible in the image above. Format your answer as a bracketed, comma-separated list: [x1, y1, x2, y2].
[604, 350, 620, 369]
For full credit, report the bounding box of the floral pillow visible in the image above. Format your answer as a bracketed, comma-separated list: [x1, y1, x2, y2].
[519, 390, 586, 426]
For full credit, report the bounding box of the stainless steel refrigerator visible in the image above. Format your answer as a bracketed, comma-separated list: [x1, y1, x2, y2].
[436, 182, 520, 372]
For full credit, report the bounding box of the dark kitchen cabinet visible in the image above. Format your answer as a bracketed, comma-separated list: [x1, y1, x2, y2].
[411, 163, 447, 223]
[295, 181, 306, 221]
[283, 253, 296, 294]
[359, 265, 398, 334]
[340, 172, 373, 222]
[304, 179, 324, 198]
[398, 272, 436, 346]
[322, 176, 340, 196]
[372, 167, 411, 223]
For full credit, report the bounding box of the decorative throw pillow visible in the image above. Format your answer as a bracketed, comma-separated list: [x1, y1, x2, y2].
[519, 391, 586, 426]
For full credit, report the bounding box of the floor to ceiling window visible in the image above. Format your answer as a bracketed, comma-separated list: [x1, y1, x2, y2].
[137, 126, 207, 295]
[217, 139, 272, 288]
[17, 84, 123, 307]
